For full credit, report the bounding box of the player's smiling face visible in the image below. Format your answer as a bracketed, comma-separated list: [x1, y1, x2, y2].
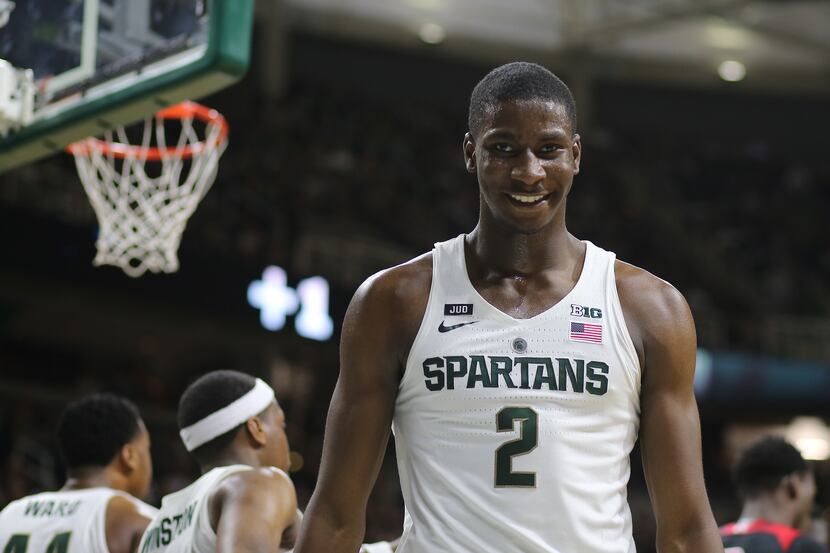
[464, 99, 581, 234]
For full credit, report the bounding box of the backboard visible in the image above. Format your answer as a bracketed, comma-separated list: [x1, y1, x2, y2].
[0, 0, 253, 172]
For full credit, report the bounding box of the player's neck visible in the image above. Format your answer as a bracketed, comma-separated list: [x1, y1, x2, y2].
[200, 448, 262, 474]
[740, 499, 797, 529]
[62, 467, 122, 492]
[467, 219, 580, 278]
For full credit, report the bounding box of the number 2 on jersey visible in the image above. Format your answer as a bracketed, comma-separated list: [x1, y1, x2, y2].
[494, 407, 538, 487]
[3, 533, 71, 553]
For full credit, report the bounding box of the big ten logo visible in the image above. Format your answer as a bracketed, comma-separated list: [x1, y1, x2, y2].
[247, 266, 334, 341]
[570, 304, 603, 319]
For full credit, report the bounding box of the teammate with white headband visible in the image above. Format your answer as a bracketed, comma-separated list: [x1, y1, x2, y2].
[138, 370, 300, 553]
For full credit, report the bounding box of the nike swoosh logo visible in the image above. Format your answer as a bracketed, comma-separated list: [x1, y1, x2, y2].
[438, 321, 479, 333]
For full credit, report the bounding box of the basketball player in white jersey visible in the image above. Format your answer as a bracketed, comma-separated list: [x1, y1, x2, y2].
[138, 370, 299, 553]
[296, 62, 723, 552]
[0, 394, 157, 553]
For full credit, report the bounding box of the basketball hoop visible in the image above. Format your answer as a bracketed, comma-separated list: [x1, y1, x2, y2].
[67, 101, 228, 277]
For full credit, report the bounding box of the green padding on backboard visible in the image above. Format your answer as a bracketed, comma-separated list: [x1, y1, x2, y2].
[0, 0, 254, 173]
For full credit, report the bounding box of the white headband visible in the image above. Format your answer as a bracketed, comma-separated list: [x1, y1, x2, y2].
[179, 378, 276, 452]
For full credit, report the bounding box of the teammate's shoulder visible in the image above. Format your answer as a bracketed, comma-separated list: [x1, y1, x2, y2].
[217, 466, 295, 497]
[107, 494, 140, 514]
[105, 492, 156, 553]
[106, 493, 156, 531]
[212, 466, 297, 518]
[246, 466, 294, 487]
[107, 492, 157, 518]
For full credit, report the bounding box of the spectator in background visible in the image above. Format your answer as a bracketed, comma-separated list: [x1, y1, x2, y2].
[721, 436, 828, 553]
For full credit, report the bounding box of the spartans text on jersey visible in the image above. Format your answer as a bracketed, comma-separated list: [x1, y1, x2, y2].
[422, 355, 609, 394]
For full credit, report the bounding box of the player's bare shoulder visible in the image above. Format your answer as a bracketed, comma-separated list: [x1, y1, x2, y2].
[347, 251, 433, 359]
[613, 258, 695, 364]
[357, 252, 433, 308]
[215, 466, 296, 502]
[209, 467, 297, 528]
[105, 495, 154, 553]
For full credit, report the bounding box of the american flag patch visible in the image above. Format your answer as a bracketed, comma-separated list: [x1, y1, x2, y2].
[570, 321, 602, 344]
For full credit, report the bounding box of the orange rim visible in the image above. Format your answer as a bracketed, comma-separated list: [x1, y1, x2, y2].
[66, 101, 229, 161]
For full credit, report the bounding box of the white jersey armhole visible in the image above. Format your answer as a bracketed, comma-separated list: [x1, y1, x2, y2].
[607, 256, 642, 400]
[397, 252, 438, 393]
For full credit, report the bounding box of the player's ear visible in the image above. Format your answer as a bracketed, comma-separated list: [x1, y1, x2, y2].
[245, 416, 268, 447]
[571, 133, 582, 175]
[463, 133, 476, 174]
[784, 475, 798, 500]
[118, 442, 139, 472]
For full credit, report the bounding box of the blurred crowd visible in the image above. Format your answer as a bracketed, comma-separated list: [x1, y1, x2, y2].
[206, 78, 830, 357]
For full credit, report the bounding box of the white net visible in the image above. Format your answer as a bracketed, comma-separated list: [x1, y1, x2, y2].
[69, 103, 227, 277]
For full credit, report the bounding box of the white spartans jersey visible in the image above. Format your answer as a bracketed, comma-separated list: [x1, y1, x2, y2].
[138, 465, 291, 553]
[0, 487, 158, 553]
[393, 235, 641, 553]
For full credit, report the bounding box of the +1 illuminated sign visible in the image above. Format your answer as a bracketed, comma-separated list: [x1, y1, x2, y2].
[247, 266, 334, 341]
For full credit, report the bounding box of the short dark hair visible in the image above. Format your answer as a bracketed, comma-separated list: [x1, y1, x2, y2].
[178, 370, 259, 464]
[57, 394, 142, 470]
[734, 437, 808, 498]
[468, 62, 577, 137]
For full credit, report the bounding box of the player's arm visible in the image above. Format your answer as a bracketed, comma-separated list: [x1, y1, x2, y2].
[211, 468, 298, 553]
[105, 496, 154, 553]
[618, 264, 722, 553]
[295, 263, 426, 553]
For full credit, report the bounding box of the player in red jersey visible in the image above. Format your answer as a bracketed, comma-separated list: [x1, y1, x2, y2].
[721, 437, 828, 553]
